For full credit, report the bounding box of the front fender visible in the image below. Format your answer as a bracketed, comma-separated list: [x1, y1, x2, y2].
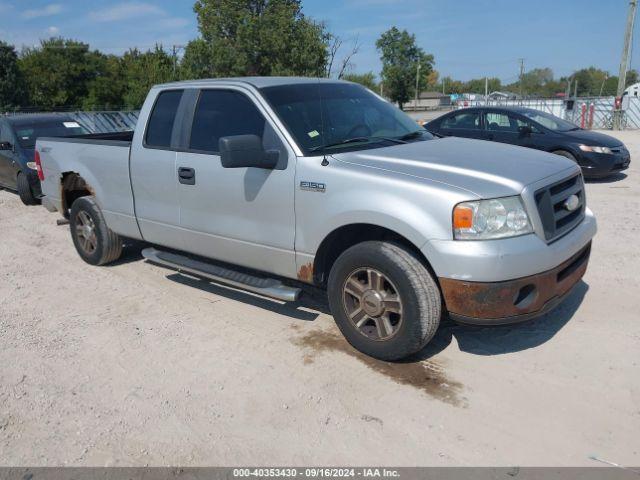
[295, 188, 456, 257]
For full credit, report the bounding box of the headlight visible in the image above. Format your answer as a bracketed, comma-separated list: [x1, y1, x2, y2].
[26, 162, 37, 170]
[453, 196, 533, 240]
[579, 145, 613, 154]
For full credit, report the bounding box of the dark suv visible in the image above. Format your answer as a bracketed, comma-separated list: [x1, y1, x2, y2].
[0, 114, 88, 205]
[425, 107, 630, 178]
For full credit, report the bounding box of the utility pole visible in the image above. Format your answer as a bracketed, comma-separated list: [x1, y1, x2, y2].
[484, 76, 489, 104]
[599, 75, 609, 96]
[442, 78, 445, 95]
[518, 58, 525, 97]
[172, 45, 185, 79]
[614, 0, 638, 129]
[414, 63, 421, 111]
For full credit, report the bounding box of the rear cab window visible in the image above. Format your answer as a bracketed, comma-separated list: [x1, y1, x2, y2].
[145, 90, 184, 149]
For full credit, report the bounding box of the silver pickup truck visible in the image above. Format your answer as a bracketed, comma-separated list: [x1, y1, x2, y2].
[36, 77, 597, 360]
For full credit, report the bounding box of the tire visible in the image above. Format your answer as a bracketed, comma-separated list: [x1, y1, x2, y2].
[552, 150, 577, 162]
[17, 172, 39, 206]
[327, 241, 441, 361]
[69, 196, 123, 266]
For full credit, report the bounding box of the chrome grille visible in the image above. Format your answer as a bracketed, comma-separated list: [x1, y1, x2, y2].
[535, 174, 585, 242]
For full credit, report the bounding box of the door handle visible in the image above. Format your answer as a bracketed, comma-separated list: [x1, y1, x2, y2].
[178, 167, 196, 185]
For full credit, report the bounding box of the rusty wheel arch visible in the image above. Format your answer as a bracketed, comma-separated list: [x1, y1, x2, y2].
[60, 172, 94, 217]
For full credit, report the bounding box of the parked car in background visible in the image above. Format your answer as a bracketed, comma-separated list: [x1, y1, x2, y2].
[0, 114, 89, 205]
[425, 107, 631, 178]
[36, 78, 596, 360]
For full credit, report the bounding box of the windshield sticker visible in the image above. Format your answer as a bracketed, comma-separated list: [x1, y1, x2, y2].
[63, 122, 81, 128]
[308, 130, 320, 138]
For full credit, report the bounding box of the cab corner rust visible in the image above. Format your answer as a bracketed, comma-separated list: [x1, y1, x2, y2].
[297, 262, 315, 284]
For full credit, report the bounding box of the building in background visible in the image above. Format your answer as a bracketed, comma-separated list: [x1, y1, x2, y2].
[408, 91, 451, 111]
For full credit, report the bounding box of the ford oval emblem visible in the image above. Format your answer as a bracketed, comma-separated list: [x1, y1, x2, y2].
[564, 194, 580, 212]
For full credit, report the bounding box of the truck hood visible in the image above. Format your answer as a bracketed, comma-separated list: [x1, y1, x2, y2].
[331, 137, 578, 199]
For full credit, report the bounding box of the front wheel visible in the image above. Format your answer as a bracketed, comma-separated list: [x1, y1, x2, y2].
[17, 172, 39, 206]
[327, 241, 441, 361]
[70, 196, 123, 266]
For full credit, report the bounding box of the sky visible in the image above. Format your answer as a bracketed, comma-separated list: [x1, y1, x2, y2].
[0, 0, 638, 83]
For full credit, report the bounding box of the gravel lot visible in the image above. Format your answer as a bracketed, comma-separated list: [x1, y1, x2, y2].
[1, 131, 639, 467]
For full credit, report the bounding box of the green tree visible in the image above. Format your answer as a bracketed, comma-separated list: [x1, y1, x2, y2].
[121, 46, 174, 109]
[376, 27, 434, 109]
[0, 41, 27, 110]
[520, 67, 553, 95]
[440, 76, 464, 94]
[19, 38, 98, 110]
[342, 72, 377, 91]
[191, 0, 328, 78]
[569, 67, 610, 96]
[598, 69, 640, 96]
[83, 53, 126, 110]
[625, 69, 639, 87]
[464, 77, 502, 94]
[180, 38, 214, 79]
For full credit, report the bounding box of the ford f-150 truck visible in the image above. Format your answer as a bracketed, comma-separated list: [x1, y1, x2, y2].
[36, 77, 597, 360]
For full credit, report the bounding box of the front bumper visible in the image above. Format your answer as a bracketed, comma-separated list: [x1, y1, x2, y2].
[578, 149, 630, 178]
[440, 242, 591, 325]
[422, 209, 596, 282]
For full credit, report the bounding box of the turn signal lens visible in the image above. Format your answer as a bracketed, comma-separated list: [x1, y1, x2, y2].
[453, 205, 473, 229]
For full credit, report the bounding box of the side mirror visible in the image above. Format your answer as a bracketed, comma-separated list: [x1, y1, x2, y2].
[518, 125, 533, 136]
[219, 135, 278, 169]
[0, 141, 13, 151]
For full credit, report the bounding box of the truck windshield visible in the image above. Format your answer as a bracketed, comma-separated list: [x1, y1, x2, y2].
[13, 120, 88, 149]
[261, 82, 433, 155]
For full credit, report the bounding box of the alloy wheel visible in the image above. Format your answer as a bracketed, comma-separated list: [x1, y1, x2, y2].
[75, 210, 98, 255]
[342, 268, 403, 341]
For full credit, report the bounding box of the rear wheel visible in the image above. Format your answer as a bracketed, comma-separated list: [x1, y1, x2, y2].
[17, 172, 39, 206]
[327, 241, 441, 361]
[70, 196, 122, 265]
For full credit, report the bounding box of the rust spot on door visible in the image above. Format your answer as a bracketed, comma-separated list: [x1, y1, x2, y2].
[297, 262, 314, 284]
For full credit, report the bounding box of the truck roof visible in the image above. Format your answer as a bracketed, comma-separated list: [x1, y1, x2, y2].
[155, 76, 350, 90]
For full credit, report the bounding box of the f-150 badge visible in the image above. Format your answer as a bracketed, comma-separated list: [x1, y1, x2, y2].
[300, 181, 326, 192]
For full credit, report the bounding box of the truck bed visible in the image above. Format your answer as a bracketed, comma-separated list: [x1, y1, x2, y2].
[37, 132, 141, 239]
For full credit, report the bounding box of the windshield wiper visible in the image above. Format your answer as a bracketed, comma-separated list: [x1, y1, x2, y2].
[398, 130, 428, 141]
[309, 136, 405, 153]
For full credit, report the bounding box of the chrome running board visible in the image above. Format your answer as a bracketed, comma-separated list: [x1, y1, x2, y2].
[142, 247, 301, 302]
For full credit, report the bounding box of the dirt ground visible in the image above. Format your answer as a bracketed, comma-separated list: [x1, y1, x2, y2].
[1, 131, 639, 467]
